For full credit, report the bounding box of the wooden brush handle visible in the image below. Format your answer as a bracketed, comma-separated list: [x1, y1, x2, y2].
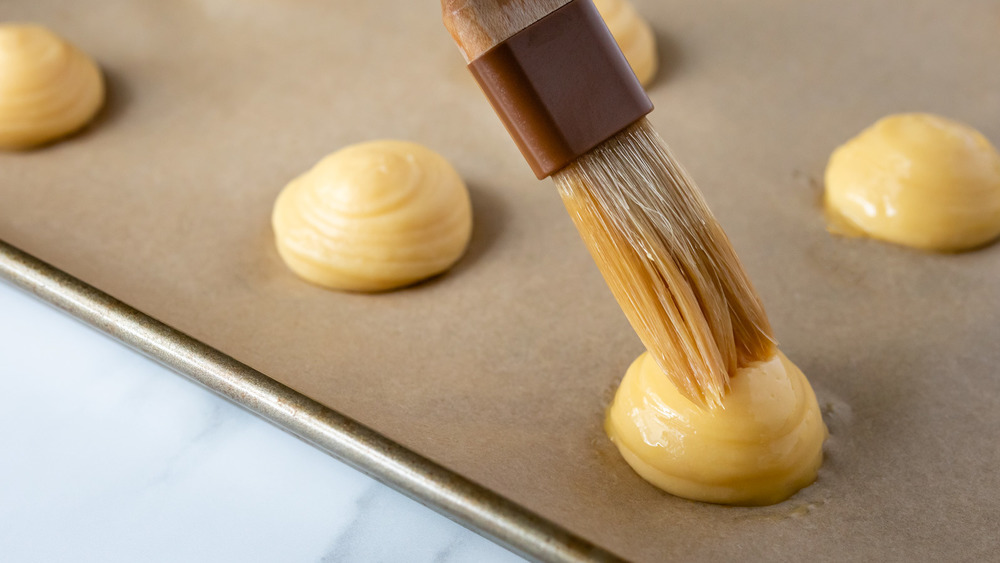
[442, 0, 570, 62]
[446, 0, 653, 178]
[470, 1, 652, 178]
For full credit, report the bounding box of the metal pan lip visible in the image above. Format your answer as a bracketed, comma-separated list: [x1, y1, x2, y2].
[0, 238, 626, 563]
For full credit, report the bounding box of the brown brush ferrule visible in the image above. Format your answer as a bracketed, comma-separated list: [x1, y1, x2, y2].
[467, 0, 653, 179]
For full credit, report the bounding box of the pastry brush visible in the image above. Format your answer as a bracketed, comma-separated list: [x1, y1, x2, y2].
[442, 0, 775, 408]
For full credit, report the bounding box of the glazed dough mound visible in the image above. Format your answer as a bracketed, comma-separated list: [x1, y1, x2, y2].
[273, 140, 473, 292]
[825, 113, 1000, 251]
[606, 351, 827, 506]
[0, 24, 104, 149]
[594, 0, 658, 86]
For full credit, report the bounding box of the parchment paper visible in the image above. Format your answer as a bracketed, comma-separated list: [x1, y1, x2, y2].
[2, 1, 999, 560]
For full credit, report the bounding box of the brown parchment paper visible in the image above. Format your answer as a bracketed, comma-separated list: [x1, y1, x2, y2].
[2, 0, 999, 560]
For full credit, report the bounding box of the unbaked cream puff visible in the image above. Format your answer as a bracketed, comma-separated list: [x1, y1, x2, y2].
[272, 141, 473, 292]
[0, 24, 104, 149]
[825, 113, 1000, 251]
[606, 351, 826, 506]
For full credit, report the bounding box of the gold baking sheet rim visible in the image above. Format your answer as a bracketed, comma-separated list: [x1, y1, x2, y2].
[0, 240, 620, 563]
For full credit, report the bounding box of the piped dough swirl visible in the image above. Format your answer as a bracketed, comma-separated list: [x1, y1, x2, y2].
[594, 0, 658, 86]
[606, 351, 827, 506]
[0, 24, 104, 149]
[825, 113, 1000, 251]
[272, 140, 473, 292]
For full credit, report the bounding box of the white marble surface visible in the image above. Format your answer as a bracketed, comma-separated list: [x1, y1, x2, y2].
[0, 280, 525, 563]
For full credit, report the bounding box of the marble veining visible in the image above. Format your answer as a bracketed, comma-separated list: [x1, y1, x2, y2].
[0, 280, 524, 563]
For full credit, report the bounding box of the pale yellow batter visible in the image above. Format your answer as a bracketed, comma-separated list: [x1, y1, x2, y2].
[594, 0, 658, 86]
[825, 113, 1000, 251]
[272, 141, 473, 292]
[0, 24, 104, 150]
[606, 351, 827, 506]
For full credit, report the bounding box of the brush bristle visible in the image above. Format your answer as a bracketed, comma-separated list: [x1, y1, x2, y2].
[443, 1, 776, 407]
[554, 119, 776, 408]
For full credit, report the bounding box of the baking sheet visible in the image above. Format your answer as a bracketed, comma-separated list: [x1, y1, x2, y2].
[2, 0, 999, 560]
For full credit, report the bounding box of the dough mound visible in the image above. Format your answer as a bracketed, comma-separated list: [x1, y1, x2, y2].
[272, 140, 473, 292]
[594, 0, 658, 86]
[0, 24, 104, 149]
[606, 351, 827, 506]
[825, 113, 1000, 251]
